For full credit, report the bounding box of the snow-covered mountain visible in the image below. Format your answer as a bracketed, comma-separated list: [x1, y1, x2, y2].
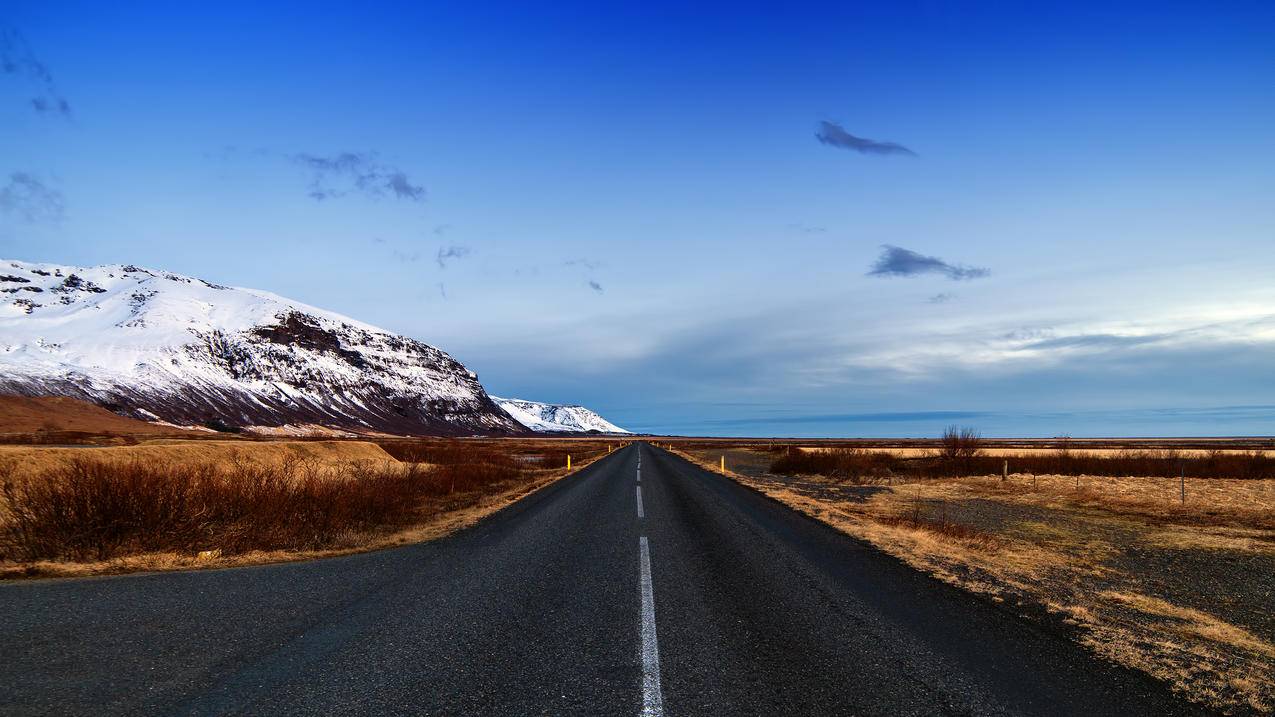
[492, 396, 629, 434]
[0, 260, 524, 435]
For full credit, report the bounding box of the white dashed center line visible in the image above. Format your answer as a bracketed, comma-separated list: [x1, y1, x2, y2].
[638, 536, 664, 717]
[636, 485, 645, 518]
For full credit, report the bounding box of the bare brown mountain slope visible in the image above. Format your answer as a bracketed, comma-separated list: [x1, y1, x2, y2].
[0, 395, 195, 436]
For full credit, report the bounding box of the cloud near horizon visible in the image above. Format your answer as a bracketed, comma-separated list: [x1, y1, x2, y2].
[868, 245, 989, 281]
[815, 121, 914, 156]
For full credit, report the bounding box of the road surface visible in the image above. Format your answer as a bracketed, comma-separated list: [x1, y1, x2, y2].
[0, 443, 1202, 715]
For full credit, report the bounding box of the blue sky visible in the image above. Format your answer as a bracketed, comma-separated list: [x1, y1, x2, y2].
[2, 1, 1273, 436]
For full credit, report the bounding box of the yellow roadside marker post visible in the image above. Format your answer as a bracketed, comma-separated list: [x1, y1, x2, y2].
[568, 455, 572, 470]
[720, 456, 725, 474]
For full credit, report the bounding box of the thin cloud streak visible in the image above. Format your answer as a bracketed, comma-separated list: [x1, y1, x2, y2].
[815, 121, 914, 156]
[868, 245, 989, 281]
[1022, 333, 1169, 351]
[786, 223, 827, 234]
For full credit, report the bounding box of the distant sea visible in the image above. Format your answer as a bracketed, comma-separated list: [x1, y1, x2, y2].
[631, 405, 1275, 438]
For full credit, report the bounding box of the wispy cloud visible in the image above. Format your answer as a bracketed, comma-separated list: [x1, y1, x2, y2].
[928, 292, 956, 304]
[868, 245, 989, 281]
[1021, 333, 1169, 351]
[588, 280, 604, 293]
[786, 223, 827, 234]
[436, 245, 470, 268]
[31, 96, 71, 115]
[565, 258, 602, 271]
[1003, 327, 1053, 342]
[288, 152, 425, 202]
[815, 121, 914, 156]
[1, 27, 72, 117]
[0, 172, 64, 222]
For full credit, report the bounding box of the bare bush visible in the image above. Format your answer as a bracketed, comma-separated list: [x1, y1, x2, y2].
[770, 446, 1275, 481]
[0, 453, 533, 562]
[940, 426, 982, 461]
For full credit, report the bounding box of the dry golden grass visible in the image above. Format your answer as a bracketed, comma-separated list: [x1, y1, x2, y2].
[1101, 591, 1275, 659]
[673, 445, 1275, 714]
[0, 440, 398, 480]
[880, 472, 1274, 529]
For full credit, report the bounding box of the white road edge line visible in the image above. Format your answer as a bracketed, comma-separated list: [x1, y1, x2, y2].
[639, 536, 664, 717]
[636, 485, 645, 518]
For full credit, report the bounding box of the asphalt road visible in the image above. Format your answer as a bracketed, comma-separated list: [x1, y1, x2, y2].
[0, 443, 1203, 716]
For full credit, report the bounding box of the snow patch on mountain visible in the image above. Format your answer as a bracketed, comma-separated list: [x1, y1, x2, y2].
[493, 396, 629, 434]
[0, 259, 523, 435]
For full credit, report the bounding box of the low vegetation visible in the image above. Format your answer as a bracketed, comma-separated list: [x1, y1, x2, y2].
[769, 441, 1275, 482]
[1, 459, 437, 561]
[0, 437, 611, 575]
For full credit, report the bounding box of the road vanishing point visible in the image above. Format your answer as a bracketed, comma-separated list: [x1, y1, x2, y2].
[0, 443, 1202, 716]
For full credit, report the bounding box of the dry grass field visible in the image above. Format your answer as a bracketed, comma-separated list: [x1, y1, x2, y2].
[0, 437, 614, 579]
[0, 439, 398, 480]
[674, 442, 1275, 715]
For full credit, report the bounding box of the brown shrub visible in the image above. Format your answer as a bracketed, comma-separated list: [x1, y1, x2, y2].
[877, 507, 999, 548]
[772, 445, 1275, 480]
[0, 455, 527, 562]
[377, 439, 519, 469]
[961, 448, 1275, 480]
[769, 447, 901, 482]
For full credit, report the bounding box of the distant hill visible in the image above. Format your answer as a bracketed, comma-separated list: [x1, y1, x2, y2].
[492, 396, 629, 434]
